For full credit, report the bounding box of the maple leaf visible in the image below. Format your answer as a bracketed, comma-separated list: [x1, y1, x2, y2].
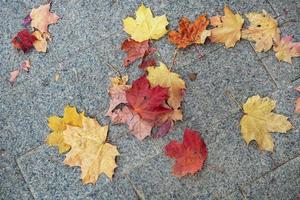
[9, 70, 20, 84]
[153, 120, 173, 138]
[12, 29, 36, 53]
[147, 62, 185, 122]
[242, 10, 280, 52]
[168, 15, 211, 48]
[123, 4, 168, 42]
[273, 36, 300, 64]
[63, 117, 119, 184]
[107, 76, 154, 140]
[139, 57, 157, 70]
[46, 105, 84, 154]
[296, 86, 300, 113]
[30, 3, 59, 33]
[121, 39, 156, 67]
[240, 95, 293, 152]
[32, 31, 50, 52]
[165, 128, 207, 177]
[210, 6, 244, 48]
[126, 76, 171, 121]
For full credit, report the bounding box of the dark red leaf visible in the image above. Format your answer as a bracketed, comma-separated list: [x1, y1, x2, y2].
[126, 76, 171, 122]
[12, 29, 36, 53]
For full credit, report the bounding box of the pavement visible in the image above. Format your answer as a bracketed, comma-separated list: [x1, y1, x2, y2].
[0, 0, 300, 199]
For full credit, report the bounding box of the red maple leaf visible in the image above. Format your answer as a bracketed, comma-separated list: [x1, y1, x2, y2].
[126, 76, 171, 121]
[12, 29, 36, 53]
[165, 128, 207, 177]
[121, 39, 156, 67]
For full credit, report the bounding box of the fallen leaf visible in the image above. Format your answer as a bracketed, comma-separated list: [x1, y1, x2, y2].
[168, 15, 211, 48]
[23, 14, 32, 26]
[296, 86, 300, 113]
[123, 4, 168, 42]
[32, 31, 50, 52]
[153, 120, 173, 138]
[242, 10, 280, 52]
[139, 57, 157, 69]
[46, 105, 84, 154]
[188, 72, 197, 81]
[210, 6, 244, 48]
[12, 29, 36, 53]
[126, 76, 171, 121]
[240, 95, 293, 152]
[63, 117, 119, 184]
[9, 69, 20, 83]
[273, 35, 300, 64]
[21, 60, 31, 72]
[121, 39, 156, 67]
[30, 3, 59, 33]
[147, 62, 185, 121]
[165, 128, 207, 177]
[107, 76, 154, 140]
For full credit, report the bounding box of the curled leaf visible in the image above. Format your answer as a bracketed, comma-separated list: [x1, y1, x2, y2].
[12, 29, 36, 53]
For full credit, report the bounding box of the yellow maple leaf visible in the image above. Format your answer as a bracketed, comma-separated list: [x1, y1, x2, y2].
[273, 35, 300, 64]
[63, 117, 119, 184]
[242, 10, 280, 52]
[210, 6, 244, 48]
[46, 105, 83, 154]
[240, 95, 293, 152]
[147, 62, 185, 121]
[123, 4, 168, 42]
[30, 3, 60, 33]
[32, 31, 50, 52]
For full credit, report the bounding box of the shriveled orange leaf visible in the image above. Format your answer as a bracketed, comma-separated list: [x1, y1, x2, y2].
[168, 15, 211, 48]
[210, 6, 244, 48]
[242, 10, 280, 52]
[30, 3, 59, 33]
[165, 128, 207, 177]
[296, 86, 300, 113]
[63, 117, 119, 184]
[274, 35, 300, 64]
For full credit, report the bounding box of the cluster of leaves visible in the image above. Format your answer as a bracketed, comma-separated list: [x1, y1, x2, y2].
[10, 3, 59, 83]
[46, 4, 298, 183]
[46, 106, 119, 184]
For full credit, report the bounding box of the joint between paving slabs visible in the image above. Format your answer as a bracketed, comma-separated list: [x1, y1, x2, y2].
[125, 174, 146, 200]
[238, 153, 300, 191]
[15, 157, 37, 200]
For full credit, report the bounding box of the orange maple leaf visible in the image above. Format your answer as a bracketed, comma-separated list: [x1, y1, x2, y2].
[168, 15, 211, 48]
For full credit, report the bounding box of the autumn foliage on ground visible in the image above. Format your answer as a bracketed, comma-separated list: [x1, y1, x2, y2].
[25, 2, 299, 185]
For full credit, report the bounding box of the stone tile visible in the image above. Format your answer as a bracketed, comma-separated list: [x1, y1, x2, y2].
[268, 0, 300, 22]
[269, 80, 300, 164]
[176, 40, 275, 130]
[261, 51, 300, 87]
[128, 152, 235, 200]
[242, 156, 300, 200]
[112, 133, 160, 174]
[0, 150, 33, 200]
[17, 144, 136, 200]
[223, 190, 245, 200]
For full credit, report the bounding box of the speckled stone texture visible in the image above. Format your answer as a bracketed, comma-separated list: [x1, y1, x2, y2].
[1, 0, 300, 199]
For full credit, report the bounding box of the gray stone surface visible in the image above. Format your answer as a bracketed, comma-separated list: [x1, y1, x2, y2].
[1, 0, 299, 199]
[242, 155, 300, 200]
[17, 145, 137, 200]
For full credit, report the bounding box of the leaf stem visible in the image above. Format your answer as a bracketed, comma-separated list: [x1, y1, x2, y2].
[224, 90, 243, 112]
[169, 48, 178, 71]
[107, 63, 122, 78]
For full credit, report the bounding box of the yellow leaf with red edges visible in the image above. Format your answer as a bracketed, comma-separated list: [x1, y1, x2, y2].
[274, 35, 300, 64]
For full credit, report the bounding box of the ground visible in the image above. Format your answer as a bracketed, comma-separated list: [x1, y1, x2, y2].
[0, 0, 300, 199]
